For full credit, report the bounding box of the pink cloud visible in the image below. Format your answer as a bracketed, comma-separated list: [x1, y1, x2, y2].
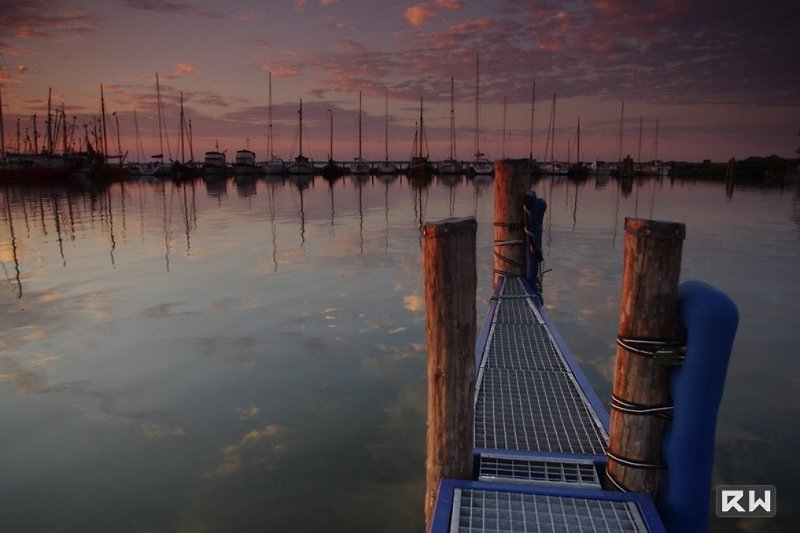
[273, 64, 300, 78]
[175, 63, 198, 74]
[435, 0, 462, 10]
[404, 5, 437, 28]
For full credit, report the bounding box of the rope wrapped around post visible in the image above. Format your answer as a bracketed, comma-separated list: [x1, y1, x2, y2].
[606, 218, 686, 496]
[492, 159, 530, 288]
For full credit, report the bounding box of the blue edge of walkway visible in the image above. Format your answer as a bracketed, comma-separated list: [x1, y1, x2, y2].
[430, 275, 668, 532]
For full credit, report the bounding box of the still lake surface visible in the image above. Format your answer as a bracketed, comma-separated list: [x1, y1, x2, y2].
[1, 172, 798, 532]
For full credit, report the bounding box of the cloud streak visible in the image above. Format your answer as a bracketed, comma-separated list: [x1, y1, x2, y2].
[0, 1, 98, 42]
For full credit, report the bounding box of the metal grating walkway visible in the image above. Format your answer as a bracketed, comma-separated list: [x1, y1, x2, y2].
[478, 454, 601, 489]
[474, 277, 608, 456]
[450, 488, 648, 532]
[430, 277, 665, 532]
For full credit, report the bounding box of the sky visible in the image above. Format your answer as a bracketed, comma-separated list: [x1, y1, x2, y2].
[0, 0, 798, 163]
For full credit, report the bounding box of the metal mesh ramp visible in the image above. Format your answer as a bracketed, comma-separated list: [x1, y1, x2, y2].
[475, 277, 608, 456]
[478, 455, 601, 489]
[450, 488, 648, 532]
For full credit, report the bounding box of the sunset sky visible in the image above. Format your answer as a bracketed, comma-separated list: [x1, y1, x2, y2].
[1, 0, 798, 163]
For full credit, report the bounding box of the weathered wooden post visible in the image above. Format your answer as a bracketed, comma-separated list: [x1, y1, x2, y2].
[493, 159, 530, 288]
[421, 217, 477, 531]
[606, 217, 686, 496]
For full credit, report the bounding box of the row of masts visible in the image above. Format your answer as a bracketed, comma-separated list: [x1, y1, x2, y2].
[1, 63, 665, 175]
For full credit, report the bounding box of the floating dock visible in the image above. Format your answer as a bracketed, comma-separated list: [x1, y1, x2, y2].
[430, 276, 666, 532]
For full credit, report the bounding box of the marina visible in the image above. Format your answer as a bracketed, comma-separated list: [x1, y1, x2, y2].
[1, 171, 798, 531]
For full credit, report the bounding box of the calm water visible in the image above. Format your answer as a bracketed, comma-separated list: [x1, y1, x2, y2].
[1, 172, 798, 532]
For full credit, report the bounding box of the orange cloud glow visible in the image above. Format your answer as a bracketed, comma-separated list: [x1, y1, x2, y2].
[404, 5, 437, 28]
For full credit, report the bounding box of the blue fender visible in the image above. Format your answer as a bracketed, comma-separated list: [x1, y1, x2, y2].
[657, 280, 739, 532]
[523, 191, 546, 298]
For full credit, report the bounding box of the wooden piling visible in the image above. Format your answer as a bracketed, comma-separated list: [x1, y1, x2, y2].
[493, 159, 530, 288]
[607, 218, 686, 496]
[422, 217, 477, 531]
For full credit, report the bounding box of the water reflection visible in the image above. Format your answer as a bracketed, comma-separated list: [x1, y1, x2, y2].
[0, 174, 798, 532]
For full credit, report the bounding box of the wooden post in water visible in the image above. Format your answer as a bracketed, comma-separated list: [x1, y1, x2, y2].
[493, 159, 530, 288]
[607, 218, 686, 496]
[422, 217, 477, 531]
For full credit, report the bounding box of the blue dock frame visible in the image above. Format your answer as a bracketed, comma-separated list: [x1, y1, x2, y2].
[430, 276, 667, 532]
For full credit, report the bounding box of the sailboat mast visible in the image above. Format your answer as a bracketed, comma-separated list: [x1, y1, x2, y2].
[33, 114, 39, 153]
[474, 53, 480, 157]
[358, 91, 362, 159]
[449, 76, 456, 160]
[550, 93, 556, 165]
[384, 88, 389, 161]
[134, 109, 143, 162]
[62, 103, 68, 155]
[0, 83, 5, 159]
[328, 109, 333, 160]
[529, 81, 535, 159]
[502, 96, 507, 159]
[156, 73, 164, 159]
[617, 100, 625, 165]
[298, 99, 303, 157]
[267, 72, 274, 159]
[100, 84, 109, 158]
[577, 116, 581, 165]
[419, 96, 424, 158]
[637, 115, 643, 167]
[179, 92, 185, 164]
[114, 113, 122, 158]
[47, 88, 53, 154]
[654, 119, 660, 162]
[188, 119, 195, 163]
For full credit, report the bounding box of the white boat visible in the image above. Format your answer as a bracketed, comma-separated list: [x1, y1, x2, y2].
[202, 151, 226, 177]
[133, 158, 171, 177]
[542, 161, 569, 175]
[287, 99, 314, 175]
[350, 158, 369, 175]
[469, 157, 493, 175]
[262, 157, 285, 175]
[469, 54, 492, 176]
[287, 155, 313, 175]
[232, 149, 257, 175]
[350, 92, 370, 175]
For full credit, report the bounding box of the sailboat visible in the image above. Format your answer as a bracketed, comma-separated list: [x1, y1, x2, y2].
[377, 88, 398, 175]
[287, 99, 313, 175]
[171, 91, 199, 179]
[439, 76, 462, 175]
[322, 109, 343, 179]
[262, 72, 285, 175]
[0, 86, 78, 179]
[469, 54, 492, 176]
[409, 96, 434, 179]
[349, 91, 370, 175]
[136, 73, 172, 177]
[568, 116, 589, 179]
